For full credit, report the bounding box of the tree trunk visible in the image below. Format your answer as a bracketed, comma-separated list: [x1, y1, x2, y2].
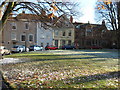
[0, 21, 2, 59]
[0, 2, 16, 32]
[117, 2, 120, 49]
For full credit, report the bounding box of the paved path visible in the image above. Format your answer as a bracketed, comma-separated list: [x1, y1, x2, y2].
[0, 58, 23, 65]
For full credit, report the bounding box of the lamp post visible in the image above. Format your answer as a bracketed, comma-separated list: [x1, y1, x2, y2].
[23, 32, 27, 52]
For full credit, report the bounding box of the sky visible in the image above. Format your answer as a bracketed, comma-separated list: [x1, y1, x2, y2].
[0, 0, 98, 24]
[74, 0, 98, 24]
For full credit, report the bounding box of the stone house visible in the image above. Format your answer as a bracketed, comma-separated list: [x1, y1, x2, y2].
[52, 15, 74, 48]
[73, 21, 109, 49]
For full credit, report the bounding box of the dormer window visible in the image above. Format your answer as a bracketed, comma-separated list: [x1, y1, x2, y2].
[76, 25, 80, 29]
[12, 22, 17, 30]
[87, 29, 92, 32]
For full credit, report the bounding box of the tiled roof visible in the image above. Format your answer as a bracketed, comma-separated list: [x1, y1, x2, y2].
[8, 13, 57, 22]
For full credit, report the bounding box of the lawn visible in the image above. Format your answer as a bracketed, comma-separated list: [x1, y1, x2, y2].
[2, 50, 119, 89]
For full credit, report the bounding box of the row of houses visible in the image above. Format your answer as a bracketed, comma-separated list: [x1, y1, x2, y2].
[1, 12, 74, 50]
[1, 12, 117, 50]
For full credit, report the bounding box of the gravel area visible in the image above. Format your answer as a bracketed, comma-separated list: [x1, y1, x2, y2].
[0, 58, 22, 65]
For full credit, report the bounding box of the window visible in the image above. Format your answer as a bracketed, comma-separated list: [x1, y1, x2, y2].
[68, 31, 71, 36]
[55, 30, 58, 36]
[46, 35, 50, 38]
[41, 43, 43, 47]
[87, 29, 92, 32]
[29, 34, 33, 42]
[11, 32, 16, 40]
[21, 35, 26, 41]
[55, 40, 58, 47]
[25, 22, 29, 30]
[86, 39, 91, 46]
[68, 40, 71, 45]
[12, 22, 17, 30]
[62, 40, 65, 45]
[86, 29, 92, 36]
[47, 43, 49, 46]
[76, 25, 80, 29]
[63, 31, 66, 36]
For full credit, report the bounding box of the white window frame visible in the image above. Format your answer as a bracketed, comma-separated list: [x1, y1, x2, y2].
[54, 30, 59, 36]
[11, 32, 17, 40]
[28, 34, 34, 42]
[11, 22, 17, 30]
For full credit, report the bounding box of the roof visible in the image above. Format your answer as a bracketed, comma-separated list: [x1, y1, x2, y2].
[8, 13, 56, 22]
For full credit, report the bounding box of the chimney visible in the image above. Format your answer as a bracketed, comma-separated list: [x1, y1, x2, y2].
[102, 20, 105, 25]
[70, 16, 73, 23]
[22, 10, 25, 14]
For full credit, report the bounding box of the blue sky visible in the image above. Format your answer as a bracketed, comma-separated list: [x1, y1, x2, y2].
[23, 0, 98, 23]
[0, 0, 98, 24]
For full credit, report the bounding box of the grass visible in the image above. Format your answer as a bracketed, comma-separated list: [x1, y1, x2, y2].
[2, 50, 119, 89]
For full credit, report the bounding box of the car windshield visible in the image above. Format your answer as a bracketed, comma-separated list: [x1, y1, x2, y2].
[13, 46, 19, 48]
[0, 46, 4, 49]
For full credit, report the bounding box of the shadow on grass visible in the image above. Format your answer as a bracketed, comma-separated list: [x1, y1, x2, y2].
[64, 71, 119, 84]
[14, 56, 111, 64]
[4, 53, 115, 65]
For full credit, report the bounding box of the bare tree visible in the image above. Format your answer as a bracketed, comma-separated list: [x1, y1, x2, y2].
[96, 0, 120, 49]
[96, 1, 119, 31]
[0, 0, 80, 30]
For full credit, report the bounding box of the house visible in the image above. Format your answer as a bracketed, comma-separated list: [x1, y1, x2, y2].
[1, 12, 74, 50]
[73, 21, 109, 49]
[52, 15, 74, 48]
[1, 13, 38, 50]
[36, 22, 53, 48]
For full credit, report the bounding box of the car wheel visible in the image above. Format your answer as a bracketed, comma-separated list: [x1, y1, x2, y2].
[8, 52, 11, 55]
[19, 50, 21, 53]
[2, 52, 5, 56]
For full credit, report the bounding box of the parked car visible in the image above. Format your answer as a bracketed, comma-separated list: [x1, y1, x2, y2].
[62, 45, 76, 50]
[11, 45, 29, 53]
[29, 45, 43, 51]
[87, 45, 102, 49]
[45, 45, 58, 50]
[0, 46, 11, 56]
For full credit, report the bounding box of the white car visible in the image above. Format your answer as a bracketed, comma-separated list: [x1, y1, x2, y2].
[11, 45, 29, 53]
[29, 45, 43, 51]
[0, 46, 11, 56]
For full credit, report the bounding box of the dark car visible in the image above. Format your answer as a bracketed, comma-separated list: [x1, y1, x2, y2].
[45, 45, 58, 50]
[62, 45, 76, 50]
[29, 45, 43, 51]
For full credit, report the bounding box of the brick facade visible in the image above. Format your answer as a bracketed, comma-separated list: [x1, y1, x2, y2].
[73, 21, 112, 49]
